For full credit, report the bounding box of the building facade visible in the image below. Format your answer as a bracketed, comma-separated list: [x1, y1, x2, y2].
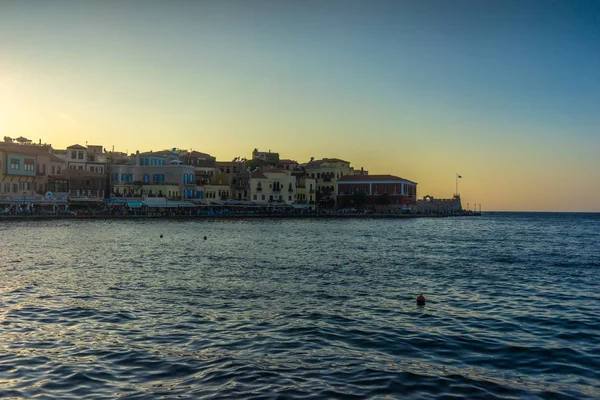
[336, 175, 418, 208]
[0, 140, 65, 198]
[249, 169, 296, 205]
[304, 158, 356, 203]
[417, 195, 462, 214]
[109, 150, 197, 199]
[57, 144, 109, 173]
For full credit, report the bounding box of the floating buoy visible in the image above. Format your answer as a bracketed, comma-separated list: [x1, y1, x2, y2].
[203, 236, 207, 240]
[160, 234, 163, 238]
[417, 294, 426, 306]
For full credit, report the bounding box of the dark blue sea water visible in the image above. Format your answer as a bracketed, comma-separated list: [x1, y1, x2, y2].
[1, 213, 599, 399]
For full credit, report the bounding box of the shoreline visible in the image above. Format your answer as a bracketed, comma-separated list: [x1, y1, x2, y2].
[0, 213, 482, 221]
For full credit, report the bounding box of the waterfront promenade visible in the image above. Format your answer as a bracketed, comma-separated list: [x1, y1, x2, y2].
[0, 212, 481, 221]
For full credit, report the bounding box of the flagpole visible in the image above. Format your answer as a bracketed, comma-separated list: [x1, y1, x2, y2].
[455, 173, 458, 197]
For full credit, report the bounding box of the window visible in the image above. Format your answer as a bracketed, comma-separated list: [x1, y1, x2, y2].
[288, 196, 292, 201]
[253, 194, 257, 200]
[26, 182, 31, 190]
[71, 150, 76, 158]
[79, 166, 83, 170]
[51, 166, 55, 174]
[10, 159, 20, 170]
[57, 167, 61, 174]
[12, 183, 17, 193]
[261, 194, 265, 200]
[24, 159, 34, 171]
[78, 151, 84, 160]
[143, 174, 149, 183]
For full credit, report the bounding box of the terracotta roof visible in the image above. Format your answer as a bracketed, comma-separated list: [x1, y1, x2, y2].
[337, 174, 417, 184]
[278, 159, 298, 164]
[250, 172, 267, 179]
[67, 144, 87, 150]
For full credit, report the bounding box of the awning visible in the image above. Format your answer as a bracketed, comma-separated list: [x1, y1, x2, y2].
[141, 199, 197, 208]
[127, 201, 143, 208]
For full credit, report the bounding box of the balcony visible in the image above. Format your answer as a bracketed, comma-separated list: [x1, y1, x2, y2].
[272, 188, 281, 193]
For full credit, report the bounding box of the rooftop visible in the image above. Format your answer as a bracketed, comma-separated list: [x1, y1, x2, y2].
[337, 174, 417, 184]
[250, 171, 267, 179]
[67, 144, 87, 150]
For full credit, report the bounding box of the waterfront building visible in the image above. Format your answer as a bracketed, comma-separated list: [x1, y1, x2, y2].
[0, 139, 65, 198]
[181, 150, 216, 185]
[48, 169, 107, 199]
[249, 168, 296, 205]
[55, 144, 109, 173]
[336, 174, 418, 209]
[295, 176, 316, 206]
[203, 170, 230, 200]
[304, 158, 362, 204]
[417, 195, 462, 214]
[109, 150, 196, 199]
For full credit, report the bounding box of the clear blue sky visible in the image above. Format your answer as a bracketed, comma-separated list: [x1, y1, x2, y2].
[1, 0, 599, 210]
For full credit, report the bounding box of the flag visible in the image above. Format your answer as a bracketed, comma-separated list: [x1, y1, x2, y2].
[458, 175, 462, 178]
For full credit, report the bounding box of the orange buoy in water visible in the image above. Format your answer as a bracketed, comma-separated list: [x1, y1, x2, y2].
[417, 294, 426, 306]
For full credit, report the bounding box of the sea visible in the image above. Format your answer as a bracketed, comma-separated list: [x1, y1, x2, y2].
[0, 213, 599, 399]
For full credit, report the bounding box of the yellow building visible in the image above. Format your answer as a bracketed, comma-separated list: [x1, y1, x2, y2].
[249, 168, 296, 205]
[304, 158, 358, 200]
[204, 169, 230, 200]
[295, 176, 316, 205]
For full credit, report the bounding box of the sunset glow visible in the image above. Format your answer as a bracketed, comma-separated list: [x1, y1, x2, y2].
[1, 1, 598, 211]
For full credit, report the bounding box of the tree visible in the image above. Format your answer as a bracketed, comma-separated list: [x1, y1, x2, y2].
[245, 159, 262, 171]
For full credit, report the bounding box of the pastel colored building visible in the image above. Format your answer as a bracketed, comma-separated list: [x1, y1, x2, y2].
[249, 168, 296, 205]
[336, 175, 418, 208]
[109, 150, 197, 199]
[295, 176, 316, 205]
[48, 169, 107, 198]
[56, 144, 109, 174]
[0, 140, 65, 197]
[304, 158, 366, 202]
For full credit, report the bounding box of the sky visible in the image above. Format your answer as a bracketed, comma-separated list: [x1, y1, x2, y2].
[0, 0, 599, 211]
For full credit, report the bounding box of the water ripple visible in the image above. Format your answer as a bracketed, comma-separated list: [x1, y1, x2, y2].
[1, 214, 599, 399]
